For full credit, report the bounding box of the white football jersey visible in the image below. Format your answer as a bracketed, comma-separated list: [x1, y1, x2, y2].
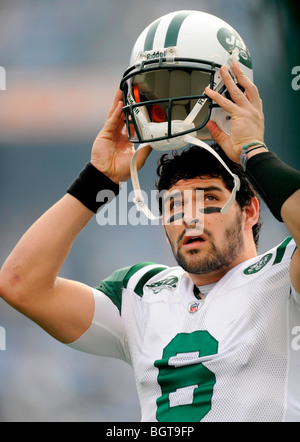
[68, 237, 300, 422]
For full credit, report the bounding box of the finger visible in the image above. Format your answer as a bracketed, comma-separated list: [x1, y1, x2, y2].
[108, 100, 124, 128]
[106, 88, 123, 120]
[206, 121, 230, 147]
[99, 100, 125, 139]
[219, 65, 250, 108]
[206, 121, 239, 163]
[232, 63, 262, 110]
[205, 86, 237, 115]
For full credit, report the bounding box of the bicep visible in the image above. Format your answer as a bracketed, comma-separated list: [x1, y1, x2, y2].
[19, 277, 129, 362]
[18, 277, 95, 344]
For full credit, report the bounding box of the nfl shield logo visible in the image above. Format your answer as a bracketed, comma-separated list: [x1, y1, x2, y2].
[188, 301, 203, 314]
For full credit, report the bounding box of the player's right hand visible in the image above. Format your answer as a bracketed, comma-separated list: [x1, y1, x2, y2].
[90, 88, 152, 184]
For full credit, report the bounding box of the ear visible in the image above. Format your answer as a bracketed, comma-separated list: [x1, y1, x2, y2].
[243, 196, 260, 232]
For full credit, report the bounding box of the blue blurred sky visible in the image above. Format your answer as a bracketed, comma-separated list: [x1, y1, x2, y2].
[0, 0, 299, 422]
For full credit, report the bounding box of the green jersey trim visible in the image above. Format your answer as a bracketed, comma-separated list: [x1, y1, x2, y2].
[95, 262, 168, 313]
[272, 236, 294, 265]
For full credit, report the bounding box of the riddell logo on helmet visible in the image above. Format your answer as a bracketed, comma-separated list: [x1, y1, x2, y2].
[146, 50, 168, 60]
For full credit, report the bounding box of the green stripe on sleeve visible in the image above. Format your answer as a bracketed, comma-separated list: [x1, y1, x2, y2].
[96, 262, 164, 312]
[273, 236, 293, 265]
[123, 262, 157, 288]
[96, 266, 132, 313]
[134, 266, 168, 296]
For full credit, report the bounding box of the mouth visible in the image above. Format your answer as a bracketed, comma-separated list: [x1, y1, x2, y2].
[182, 232, 207, 249]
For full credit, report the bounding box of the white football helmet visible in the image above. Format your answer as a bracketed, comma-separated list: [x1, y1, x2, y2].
[120, 10, 253, 219]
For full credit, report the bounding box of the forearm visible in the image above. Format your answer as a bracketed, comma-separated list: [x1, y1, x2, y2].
[245, 150, 300, 224]
[0, 194, 94, 301]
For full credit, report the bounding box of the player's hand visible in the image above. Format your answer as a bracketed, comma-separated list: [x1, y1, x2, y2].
[205, 62, 265, 164]
[91, 88, 152, 183]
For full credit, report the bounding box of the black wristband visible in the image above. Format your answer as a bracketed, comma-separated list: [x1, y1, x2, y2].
[67, 163, 120, 213]
[245, 152, 300, 222]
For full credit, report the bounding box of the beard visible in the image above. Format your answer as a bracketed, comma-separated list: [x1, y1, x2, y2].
[169, 211, 245, 275]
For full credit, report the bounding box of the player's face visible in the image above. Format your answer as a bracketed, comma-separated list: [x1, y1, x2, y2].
[162, 176, 246, 278]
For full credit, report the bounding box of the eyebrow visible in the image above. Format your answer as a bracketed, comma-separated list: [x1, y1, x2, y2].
[163, 185, 224, 205]
[194, 185, 224, 193]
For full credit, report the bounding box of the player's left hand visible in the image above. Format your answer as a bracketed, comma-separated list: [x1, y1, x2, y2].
[205, 62, 265, 164]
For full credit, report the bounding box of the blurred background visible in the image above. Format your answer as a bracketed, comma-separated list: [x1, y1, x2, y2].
[0, 0, 299, 422]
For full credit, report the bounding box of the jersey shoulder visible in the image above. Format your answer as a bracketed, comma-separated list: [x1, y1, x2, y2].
[95, 261, 177, 312]
[242, 236, 296, 276]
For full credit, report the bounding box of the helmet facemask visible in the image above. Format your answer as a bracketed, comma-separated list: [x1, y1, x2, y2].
[121, 56, 216, 148]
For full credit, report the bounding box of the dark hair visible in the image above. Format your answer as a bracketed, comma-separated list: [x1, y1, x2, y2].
[156, 143, 262, 247]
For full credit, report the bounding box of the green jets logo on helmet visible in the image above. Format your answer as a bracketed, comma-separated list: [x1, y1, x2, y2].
[217, 27, 252, 69]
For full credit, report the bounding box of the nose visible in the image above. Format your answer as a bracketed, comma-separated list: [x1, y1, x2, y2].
[183, 212, 204, 237]
[183, 194, 204, 230]
[183, 214, 200, 227]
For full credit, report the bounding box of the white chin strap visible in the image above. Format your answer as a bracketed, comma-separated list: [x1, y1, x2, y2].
[130, 135, 240, 220]
[129, 48, 241, 220]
